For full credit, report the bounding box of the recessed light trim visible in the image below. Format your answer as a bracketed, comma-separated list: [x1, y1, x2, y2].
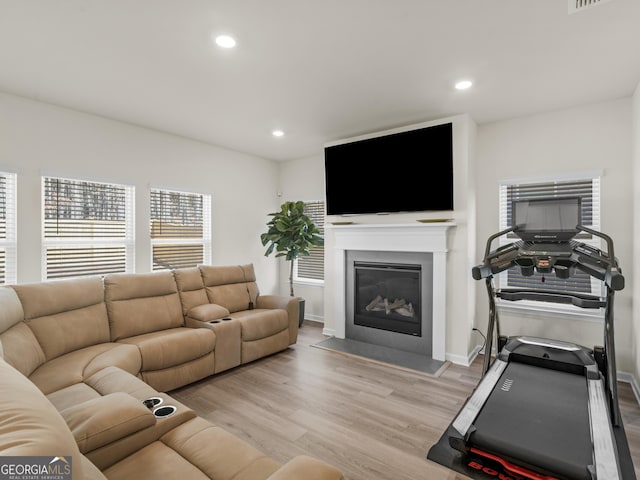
[272, 130, 285, 137]
[455, 80, 473, 90]
[214, 35, 236, 48]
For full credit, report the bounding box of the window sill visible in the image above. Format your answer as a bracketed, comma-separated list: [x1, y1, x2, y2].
[497, 299, 604, 323]
[293, 278, 324, 287]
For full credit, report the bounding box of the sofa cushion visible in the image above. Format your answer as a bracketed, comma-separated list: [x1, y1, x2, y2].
[241, 330, 290, 365]
[104, 440, 210, 479]
[48, 382, 113, 412]
[12, 276, 111, 361]
[0, 286, 24, 333]
[29, 343, 142, 395]
[173, 267, 209, 315]
[234, 309, 289, 342]
[84, 396, 198, 471]
[47, 366, 161, 411]
[138, 352, 215, 393]
[85, 366, 160, 400]
[0, 357, 91, 479]
[256, 295, 300, 345]
[200, 264, 260, 313]
[104, 271, 184, 341]
[60, 392, 157, 454]
[0, 321, 46, 377]
[103, 417, 281, 480]
[187, 303, 230, 322]
[118, 327, 216, 371]
[83, 456, 110, 480]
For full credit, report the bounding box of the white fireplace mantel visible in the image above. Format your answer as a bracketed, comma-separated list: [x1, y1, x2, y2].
[327, 222, 455, 362]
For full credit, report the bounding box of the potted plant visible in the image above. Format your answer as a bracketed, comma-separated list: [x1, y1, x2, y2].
[260, 200, 324, 327]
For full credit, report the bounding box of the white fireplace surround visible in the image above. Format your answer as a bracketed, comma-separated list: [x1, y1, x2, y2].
[326, 222, 455, 362]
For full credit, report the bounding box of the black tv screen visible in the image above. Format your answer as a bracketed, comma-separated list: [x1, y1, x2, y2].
[324, 122, 453, 215]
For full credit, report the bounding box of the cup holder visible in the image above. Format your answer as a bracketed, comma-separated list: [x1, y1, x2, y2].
[142, 397, 163, 410]
[515, 258, 535, 277]
[153, 405, 177, 418]
[554, 259, 576, 279]
[210, 318, 232, 323]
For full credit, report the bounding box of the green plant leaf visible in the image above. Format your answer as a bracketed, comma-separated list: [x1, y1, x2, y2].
[260, 200, 325, 296]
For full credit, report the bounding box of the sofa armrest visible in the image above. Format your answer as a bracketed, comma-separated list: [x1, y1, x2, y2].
[257, 295, 299, 344]
[60, 392, 156, 453]
[266, 455, 344, 480]
[255, 294, 295, 310]
[186, 303, 230, 323]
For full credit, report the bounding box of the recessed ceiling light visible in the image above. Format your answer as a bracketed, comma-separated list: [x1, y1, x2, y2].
[214, 35, 236, 48]
[272, 130, 284, 137]
[455, 80, 473, 90]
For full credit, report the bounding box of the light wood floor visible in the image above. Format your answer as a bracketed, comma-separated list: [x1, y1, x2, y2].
[171, 322, 640, 480]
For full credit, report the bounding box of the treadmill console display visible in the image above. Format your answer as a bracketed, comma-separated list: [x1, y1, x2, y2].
[513, 197, 581, 242]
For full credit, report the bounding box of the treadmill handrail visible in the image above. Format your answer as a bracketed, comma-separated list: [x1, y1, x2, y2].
[483, 225, 517, 261]
[497, 288, 606, 309]
[578, 224, 615, 262]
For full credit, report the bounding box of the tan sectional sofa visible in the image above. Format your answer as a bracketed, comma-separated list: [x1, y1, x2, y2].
[0, 265, 343, 480]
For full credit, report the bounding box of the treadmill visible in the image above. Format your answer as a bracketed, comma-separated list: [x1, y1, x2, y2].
[427, 197, 635, 480]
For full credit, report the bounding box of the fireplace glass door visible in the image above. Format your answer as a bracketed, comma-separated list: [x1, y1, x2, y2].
[354, 262, 421, 336]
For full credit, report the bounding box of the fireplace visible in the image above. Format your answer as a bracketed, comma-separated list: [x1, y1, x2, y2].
[346, 250, 432, 355]
[354, 262, 421, 336]
[327, 222, 454, 362]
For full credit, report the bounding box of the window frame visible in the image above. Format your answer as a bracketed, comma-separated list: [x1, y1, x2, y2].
[293, 200, 325, 285]
[0, 171, 17, 285]
[149, 187, 211, 271]
[41, 175, 135, 281]
[496, 172, 603, 320]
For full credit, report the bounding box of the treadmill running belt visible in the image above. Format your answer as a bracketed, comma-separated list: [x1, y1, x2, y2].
[470, 362, 593, 479]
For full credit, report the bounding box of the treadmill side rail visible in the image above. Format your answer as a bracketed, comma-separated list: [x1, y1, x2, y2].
[516, 336, 582, 351]
[452, 359, 508, 437]
[588, 379, 622, 480]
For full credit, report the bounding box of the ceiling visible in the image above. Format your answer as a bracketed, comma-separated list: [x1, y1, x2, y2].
[1, 0, 639, 162]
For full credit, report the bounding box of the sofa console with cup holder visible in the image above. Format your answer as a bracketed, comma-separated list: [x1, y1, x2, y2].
[0, 265, 343, 480]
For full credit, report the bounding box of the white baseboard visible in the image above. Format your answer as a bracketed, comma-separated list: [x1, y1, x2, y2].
[617, 371, 640, 406]
[446, 345, 482, 367]
[322, 327, 336, 337]
[304, 313, 324, 323]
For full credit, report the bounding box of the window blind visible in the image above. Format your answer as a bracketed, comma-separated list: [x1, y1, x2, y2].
[296, 201, 325, 281]
[0, 249, 5, 285]
[0, 173, 17, 284]
[43, 177, 134, 280]
[499, 176, 600, 296]
[150, 189, 211, 270]
[501, 178, 599, 239]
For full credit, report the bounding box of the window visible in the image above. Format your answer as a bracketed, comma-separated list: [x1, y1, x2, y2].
[294, 200, 325, 282]
[498, 174, 601, 312]
[150, 188, 211, 270]
[42, 176, 134, 280]
[0, 172, 17, 285]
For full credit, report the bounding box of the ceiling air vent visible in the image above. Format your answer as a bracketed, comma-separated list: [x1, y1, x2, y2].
[568, 0, 614, 14]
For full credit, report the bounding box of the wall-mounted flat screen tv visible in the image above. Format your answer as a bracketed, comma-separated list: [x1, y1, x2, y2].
[324, 122, 453, 215]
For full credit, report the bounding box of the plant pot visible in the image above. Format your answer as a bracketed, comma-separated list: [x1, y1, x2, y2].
[298, 298, 305, 328]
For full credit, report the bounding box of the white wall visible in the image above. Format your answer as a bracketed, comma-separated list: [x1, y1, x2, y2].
[0, 93, 283, 291]
[281, 100, 636, 372]
[281, 114, 478, 364]
[632, 82, 640, 384]
[476, 98, 634, 372]
[277, 156, 326, 320]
